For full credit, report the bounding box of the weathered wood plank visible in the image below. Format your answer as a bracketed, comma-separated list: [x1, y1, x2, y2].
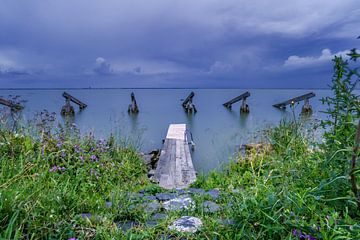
[273, 92, 315, 109]
[0, 98, 23, 110]
[223, 91, 250, 108]
[62, 92, 87, 109]
[155, 124, 196, 189]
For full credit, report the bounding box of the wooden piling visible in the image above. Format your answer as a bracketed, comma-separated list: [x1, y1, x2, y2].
[223, 91, 250, 113]
[182, 92, 197, 114]
[61, 92, 87, 116]
[128, 92, 139, 114]
[0, 98, 23, 111]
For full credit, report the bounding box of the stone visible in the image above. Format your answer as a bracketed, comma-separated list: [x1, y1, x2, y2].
[163, 196, 195, 211]
[156, 192, 177, 201]
[116, 221, 139, 233]
[217, 219, 236, 226]
[152, 213, 167, 220]
[201, 201, 221, 213]
[105, 201, 112, 208]
[81, 213, 92, 219]
[144, 195, 157, 201]
[207, 189, 220, 199]
[145, 220, 159, 227]
[168, 216, 203, 233]
[188, 188, 205, 195]
[142, 201, 161, 213]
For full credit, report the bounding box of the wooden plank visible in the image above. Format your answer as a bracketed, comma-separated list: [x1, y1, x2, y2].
[273, 92, 315, 109]
[223, 91, 250, 108]
[62, 92, 87, 109]
[182, 92, 195, 108]
[0, 98, 23, 110]
[155, 124, 196, 189]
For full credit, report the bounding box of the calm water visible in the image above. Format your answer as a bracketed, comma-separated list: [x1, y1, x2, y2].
[0, 89, 336, 172]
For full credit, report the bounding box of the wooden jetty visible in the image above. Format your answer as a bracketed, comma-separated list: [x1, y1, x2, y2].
[0, 98, 23, 111]
[128, 92, 139, 114]
[273, 92, 315, 114]
[223, 91, 250, 113]
[182, 91, 197, 114]
[61, 92, 87, 116]
[154, 124, 197, 189]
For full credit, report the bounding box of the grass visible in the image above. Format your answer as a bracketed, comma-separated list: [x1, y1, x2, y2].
[0, 116, 359, 239]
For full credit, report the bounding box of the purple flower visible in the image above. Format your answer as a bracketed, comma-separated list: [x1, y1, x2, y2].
[90, 155, 98, 161]
[68, 238, 77, 240]
[56, 141, 63, 148]
[79, 156, 84, 162]
[49, 166, 58, 172]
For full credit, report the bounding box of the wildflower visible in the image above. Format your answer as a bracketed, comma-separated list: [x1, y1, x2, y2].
[49, 166, 58, 172]
[56, 141, 63, 148]
[90, 155, 98, 161]
[68, 238, 77, 240]
[79, 156, 84, 162]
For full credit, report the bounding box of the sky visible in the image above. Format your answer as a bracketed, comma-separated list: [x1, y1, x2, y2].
[0, 0, 359, 89]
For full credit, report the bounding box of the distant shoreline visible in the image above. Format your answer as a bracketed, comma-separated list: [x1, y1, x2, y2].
[0, 87, 333, 90]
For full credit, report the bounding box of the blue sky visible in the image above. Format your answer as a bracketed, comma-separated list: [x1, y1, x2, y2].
[0, 0, 359, 88]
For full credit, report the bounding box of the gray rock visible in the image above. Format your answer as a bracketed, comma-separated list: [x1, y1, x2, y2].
[168, 216, 203, 233]
[207, 189, 220, 199]
[188, 188, 205, 195]
[156, 192, 177, 201]
[144, 195, 157, 201]
[81, 213, 92, 219]
[152, 213, 167, 220]
[201, 201, 221, 212]
[217, 219, 236, 226]
[142, 201, 161, 213]
[116, 221, 139, 233]
[145, 220, 159, 227]
[163, 196, 195, 211]
[105, 201, 112, 208]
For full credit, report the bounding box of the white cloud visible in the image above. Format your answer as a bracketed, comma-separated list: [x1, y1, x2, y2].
[208, 61, 233, 73]
[283, 48, 350, 69]
[93, 57, 113, 75]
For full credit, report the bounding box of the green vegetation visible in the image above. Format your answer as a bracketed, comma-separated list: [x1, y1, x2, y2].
[0, 50, 359, 239]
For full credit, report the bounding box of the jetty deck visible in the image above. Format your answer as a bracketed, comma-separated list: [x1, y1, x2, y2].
[155, 124, 197, 189]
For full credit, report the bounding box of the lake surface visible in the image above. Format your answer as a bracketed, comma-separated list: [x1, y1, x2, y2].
[0, 89, 336, 173]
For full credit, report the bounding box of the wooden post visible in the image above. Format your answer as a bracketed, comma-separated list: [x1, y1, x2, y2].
[0, 98, 24, 111]
[223, 91, 250, 113]
[301, 98, 313, 115]
[273, 92, 315, 110]
[128, 92, 139, 114]
[182, 92, 197, 114]
[61, 92, 87, 116]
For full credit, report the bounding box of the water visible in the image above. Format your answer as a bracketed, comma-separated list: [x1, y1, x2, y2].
[0, 89, 335, 173]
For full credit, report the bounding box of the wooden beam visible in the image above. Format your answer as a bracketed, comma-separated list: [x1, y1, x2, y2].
[0, 98, 23, 110]
[273, 92, 315, 109]
[182, 91, 195, 108]
[62, 92, 87, 109]
[223, 91, 250, 108]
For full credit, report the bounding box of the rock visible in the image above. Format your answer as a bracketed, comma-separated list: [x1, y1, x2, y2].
[168, 216, 203, 233]
[163, 196, 195, 211]
[175, 189, 187, 195]
[148, 169, 155, 178]
[142, 201, 161, 213]
[105, 201, 112, 208]
[81, 213, 92, 219]
[144, 195, 157, 201]
[116, 221, 139, 233]
[156, 192, 177, 201]
[188, 188, 205, 195]
[145, 220, 159, 227]
[217, 219, 236, 226]
[141, 149, 160, 170]
[152, 213, 167, 220]
[206, 189, 220, 199]
[201, 201, 220, 212]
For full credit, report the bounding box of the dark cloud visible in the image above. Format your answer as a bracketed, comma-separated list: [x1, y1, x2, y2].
[0, 0, 359, 88]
